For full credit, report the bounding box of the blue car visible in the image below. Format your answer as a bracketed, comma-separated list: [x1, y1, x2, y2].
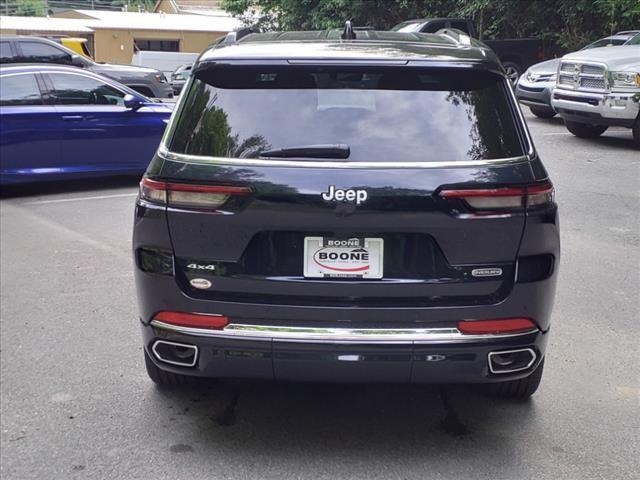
[0, 64, 172, 185]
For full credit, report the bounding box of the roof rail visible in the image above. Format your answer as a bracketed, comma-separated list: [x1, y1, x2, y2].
[341, 20, 356, 40]
[436, 28, 472, 46]
[219, 26, 257, 46]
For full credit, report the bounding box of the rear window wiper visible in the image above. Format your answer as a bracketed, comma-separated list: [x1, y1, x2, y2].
[259, 144, 350, 159]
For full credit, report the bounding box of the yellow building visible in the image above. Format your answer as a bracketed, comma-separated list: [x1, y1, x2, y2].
[0, 8, 241, 64]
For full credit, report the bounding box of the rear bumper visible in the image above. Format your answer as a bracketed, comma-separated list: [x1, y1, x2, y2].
[136, 268, 556, 383]
[551, 88, 640, 127]
[142, 320, 547, 384]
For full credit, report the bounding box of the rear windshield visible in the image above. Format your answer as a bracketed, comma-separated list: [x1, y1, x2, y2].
[169, 67, 525, 162]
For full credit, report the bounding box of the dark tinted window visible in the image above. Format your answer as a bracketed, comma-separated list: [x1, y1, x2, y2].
[19, 41, 72, 64]
[449, 20, 471, 33]
[422, 21, 447, 33]
[0, 42, 13, 62]
[135, 39, 179, 52]
[49, 73, 125, 105]
[391, 22, 423, 33]
[0, 74, 42, 106]
[170, 67, 524, 162]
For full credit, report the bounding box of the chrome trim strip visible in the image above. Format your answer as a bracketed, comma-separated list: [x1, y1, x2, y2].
[487, 348, 536, 374]
[150, 320, 538, 344]
[151, 339, 198, 367]
[156, 147, 531, 170]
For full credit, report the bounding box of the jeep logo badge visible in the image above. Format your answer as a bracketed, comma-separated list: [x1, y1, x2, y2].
[321, 185, 368, 205]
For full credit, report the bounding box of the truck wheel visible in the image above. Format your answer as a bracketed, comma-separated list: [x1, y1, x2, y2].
[529, 106, 556, 119]
[483, 359, 544, 399]
[144, 348, 191, 386]
[565, 120, 608, 138]
[633, 116, 640, 148]
[503, 62, 522, 85]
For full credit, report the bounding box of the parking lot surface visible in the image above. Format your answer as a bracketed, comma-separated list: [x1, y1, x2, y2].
[1, 111, 639, 480]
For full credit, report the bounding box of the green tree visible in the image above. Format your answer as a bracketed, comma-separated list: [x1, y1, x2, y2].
[222, 0, 640, 52]
[11, 0, 45, 16]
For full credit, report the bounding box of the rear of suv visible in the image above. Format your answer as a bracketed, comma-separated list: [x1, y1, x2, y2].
[134, 27, 560, 398]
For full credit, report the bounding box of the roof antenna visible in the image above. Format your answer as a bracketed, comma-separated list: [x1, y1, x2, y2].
[341, 20, 356, 40]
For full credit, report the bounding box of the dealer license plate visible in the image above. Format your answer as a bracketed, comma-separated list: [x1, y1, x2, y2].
[303, 237, 384, 279]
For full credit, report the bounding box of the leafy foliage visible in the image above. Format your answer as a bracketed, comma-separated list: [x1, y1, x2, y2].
[222, 0, 640, 52]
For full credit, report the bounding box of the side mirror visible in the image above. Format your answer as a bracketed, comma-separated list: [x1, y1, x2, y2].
[124, 94, 143, 110]
[71, 54, 86, 68]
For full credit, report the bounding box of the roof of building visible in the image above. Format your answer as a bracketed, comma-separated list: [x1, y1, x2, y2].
[153, 0, 228, 16]
[199, 30, 495, 64]
[0, 9, 242, 34]
[73, 9, 241, 31]
[0, 16, 95, 33]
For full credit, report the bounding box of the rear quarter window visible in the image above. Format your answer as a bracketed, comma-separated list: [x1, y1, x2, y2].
[169, 67, 525, 162]
[0, 74, 42, 106]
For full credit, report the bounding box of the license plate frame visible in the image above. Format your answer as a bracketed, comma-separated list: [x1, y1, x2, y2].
[303, 236, 384, 279]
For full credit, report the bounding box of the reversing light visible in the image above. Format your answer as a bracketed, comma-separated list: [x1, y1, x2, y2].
[153, 311, 229, 329]
[457, 318, 537, 335]
[439, 182, 554, 211]
[139, 177, 250, 209]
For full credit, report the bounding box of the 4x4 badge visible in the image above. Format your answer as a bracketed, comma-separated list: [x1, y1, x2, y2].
[321, 185, 368, 205]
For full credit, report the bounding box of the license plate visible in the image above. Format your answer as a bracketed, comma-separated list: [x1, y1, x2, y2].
[303, 237, 383, 279]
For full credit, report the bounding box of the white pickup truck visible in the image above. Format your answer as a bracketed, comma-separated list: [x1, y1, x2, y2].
[551, 44, 639, 147]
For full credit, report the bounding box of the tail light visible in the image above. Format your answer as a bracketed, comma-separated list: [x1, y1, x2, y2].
[139, 177, 250, 209]
[458, 317, 537, 335]
[439, 182, 554, 211]
[153, 311, 229, 330]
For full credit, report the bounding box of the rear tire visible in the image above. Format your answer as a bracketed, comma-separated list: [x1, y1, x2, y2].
[529, 106, 556, 119]
[632, 115, 640, 148]
[144, 348, 192, 386]
[483, 359, 544, 399]
[564, 120, 608, 138]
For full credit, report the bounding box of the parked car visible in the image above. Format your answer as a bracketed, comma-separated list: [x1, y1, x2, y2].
[0, 36, 173, 99]
[131, 51, 199, 80]
[134, 25, 559, 399]
[516, 30, 639, 118]
[0, 64, 172, 185]
[391, 18, 544, 83]
[551, 45, 640, 146]
[170, 63, 192, 94]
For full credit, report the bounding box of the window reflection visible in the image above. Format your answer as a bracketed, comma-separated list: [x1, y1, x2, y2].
[170, 69, 524, 162]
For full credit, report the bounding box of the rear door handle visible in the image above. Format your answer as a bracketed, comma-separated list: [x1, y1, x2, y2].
[62, 115, 84, 121]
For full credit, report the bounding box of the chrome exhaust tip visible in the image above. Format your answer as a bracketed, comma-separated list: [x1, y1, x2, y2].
[152, 340, 198, 367]
[488, 348, 536, 374]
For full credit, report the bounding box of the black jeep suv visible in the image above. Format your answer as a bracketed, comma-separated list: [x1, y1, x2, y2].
[133, 26, 559, 398]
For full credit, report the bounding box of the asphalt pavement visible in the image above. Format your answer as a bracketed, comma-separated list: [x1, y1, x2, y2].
[1, 110, 639, 480]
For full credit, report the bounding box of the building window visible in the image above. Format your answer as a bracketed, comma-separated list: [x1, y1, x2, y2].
[134, 39, 179, 52]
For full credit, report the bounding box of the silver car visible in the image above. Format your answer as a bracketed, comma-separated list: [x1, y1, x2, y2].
[516, 31, 639, 118]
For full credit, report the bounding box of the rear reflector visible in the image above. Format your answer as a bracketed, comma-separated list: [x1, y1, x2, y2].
[440, 182, 554, 211]
[139, 177, 250, 209]
[153, 311, 229, 330]
[457, 318, 537, 335]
